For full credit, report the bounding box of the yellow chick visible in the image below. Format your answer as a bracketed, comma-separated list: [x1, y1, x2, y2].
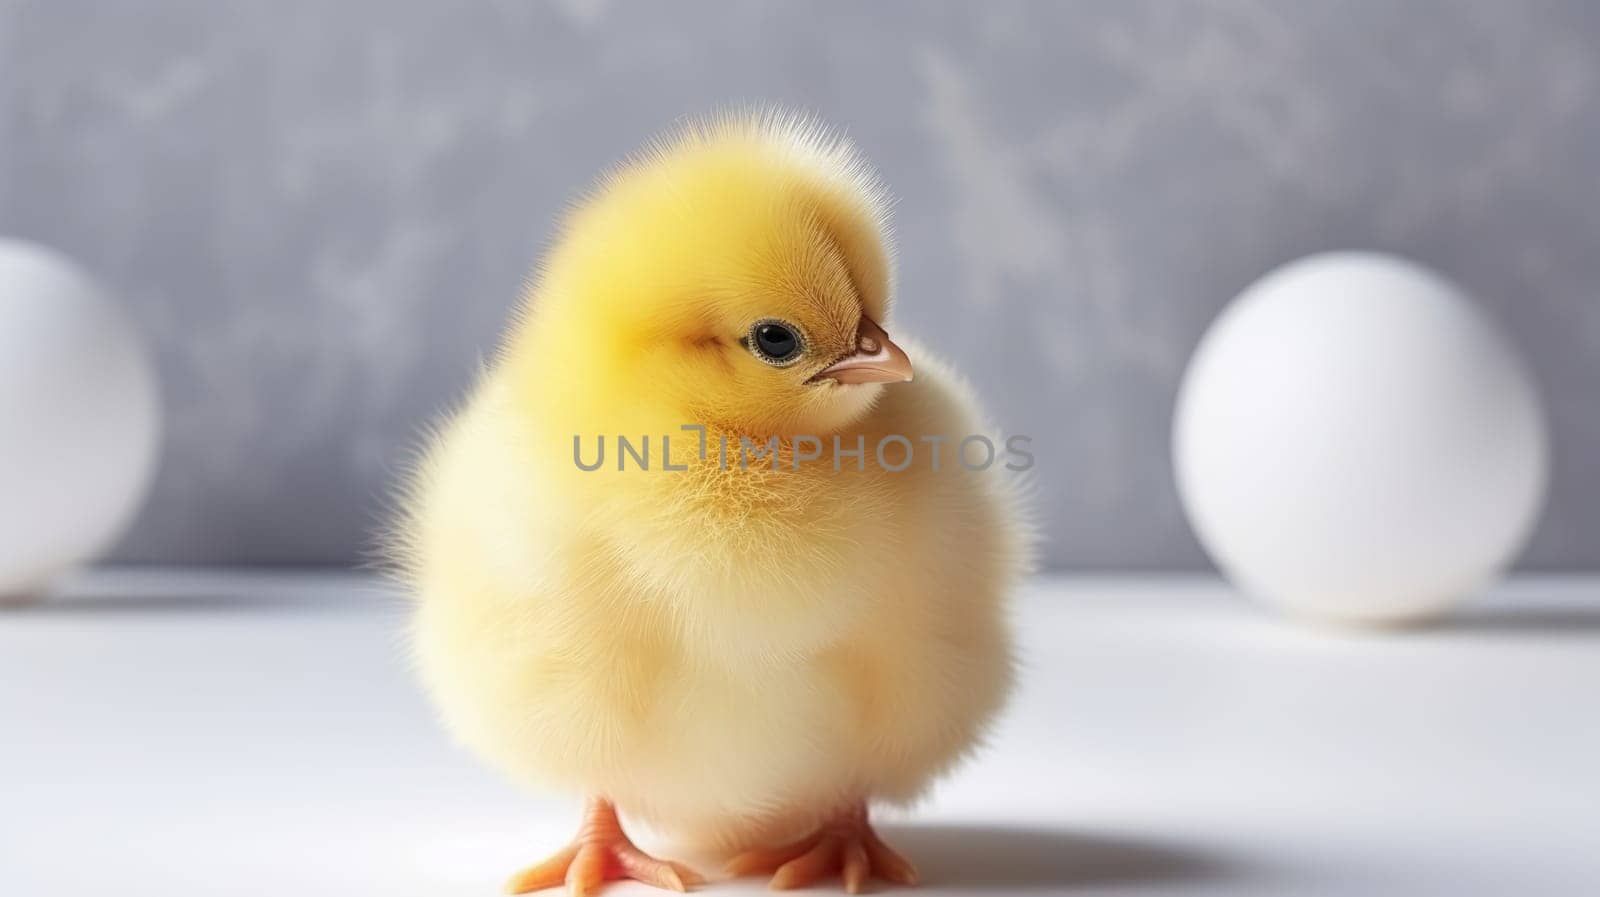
[394, 111, 1025, 896]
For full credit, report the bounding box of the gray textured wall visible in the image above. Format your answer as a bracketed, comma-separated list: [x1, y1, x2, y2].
[1, 1, 1596, 569]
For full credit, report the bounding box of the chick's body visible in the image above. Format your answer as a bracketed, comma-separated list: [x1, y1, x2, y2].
[398, 115, 1024, 891]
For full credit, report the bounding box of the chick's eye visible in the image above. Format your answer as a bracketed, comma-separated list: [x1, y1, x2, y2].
[756, 324, 798, 359]
[746, 319, 804, 367]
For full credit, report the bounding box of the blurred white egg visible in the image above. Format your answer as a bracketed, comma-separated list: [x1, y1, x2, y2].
[0, 239, 161, 601]
[1174, 252, 1548, 626]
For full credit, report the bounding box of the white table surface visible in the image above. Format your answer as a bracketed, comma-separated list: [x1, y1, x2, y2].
[2, 570, 1597, 896]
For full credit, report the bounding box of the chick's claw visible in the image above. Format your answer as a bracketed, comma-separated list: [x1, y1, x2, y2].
[725, 805, 917, 894]
[505, 798, 703, 897]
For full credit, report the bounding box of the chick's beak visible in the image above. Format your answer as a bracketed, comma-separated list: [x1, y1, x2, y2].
[812, 317, 914, 385]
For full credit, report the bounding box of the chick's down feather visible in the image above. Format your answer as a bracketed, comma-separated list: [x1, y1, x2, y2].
[395, 111, 1027, 892]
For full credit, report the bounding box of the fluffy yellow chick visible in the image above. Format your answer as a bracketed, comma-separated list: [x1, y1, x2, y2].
[394, 112, 1025, 896]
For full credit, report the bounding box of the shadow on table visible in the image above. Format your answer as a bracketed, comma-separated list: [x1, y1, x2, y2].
[881, 824, 1237, 892]
[1441, 607, 1600, 637]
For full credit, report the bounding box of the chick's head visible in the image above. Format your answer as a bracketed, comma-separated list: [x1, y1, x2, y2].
[516, 114, 912, 437]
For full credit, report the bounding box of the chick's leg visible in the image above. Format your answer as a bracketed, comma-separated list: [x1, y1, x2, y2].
[505, 797, 702, 897]
[725, 803, 917, 893]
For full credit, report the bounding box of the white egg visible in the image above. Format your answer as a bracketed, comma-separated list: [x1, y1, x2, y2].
[0, 240, 161, 601]
[1173, 252, 1548, 626]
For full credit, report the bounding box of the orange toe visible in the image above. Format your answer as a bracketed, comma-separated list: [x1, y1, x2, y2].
[726, 804, 918, 893]
[506, 844, 580, 893]
[505, 799, 702, 896]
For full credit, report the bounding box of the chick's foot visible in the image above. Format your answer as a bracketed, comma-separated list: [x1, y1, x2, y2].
[725, 803, 917, 893]
[505, 797, 703, 897]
